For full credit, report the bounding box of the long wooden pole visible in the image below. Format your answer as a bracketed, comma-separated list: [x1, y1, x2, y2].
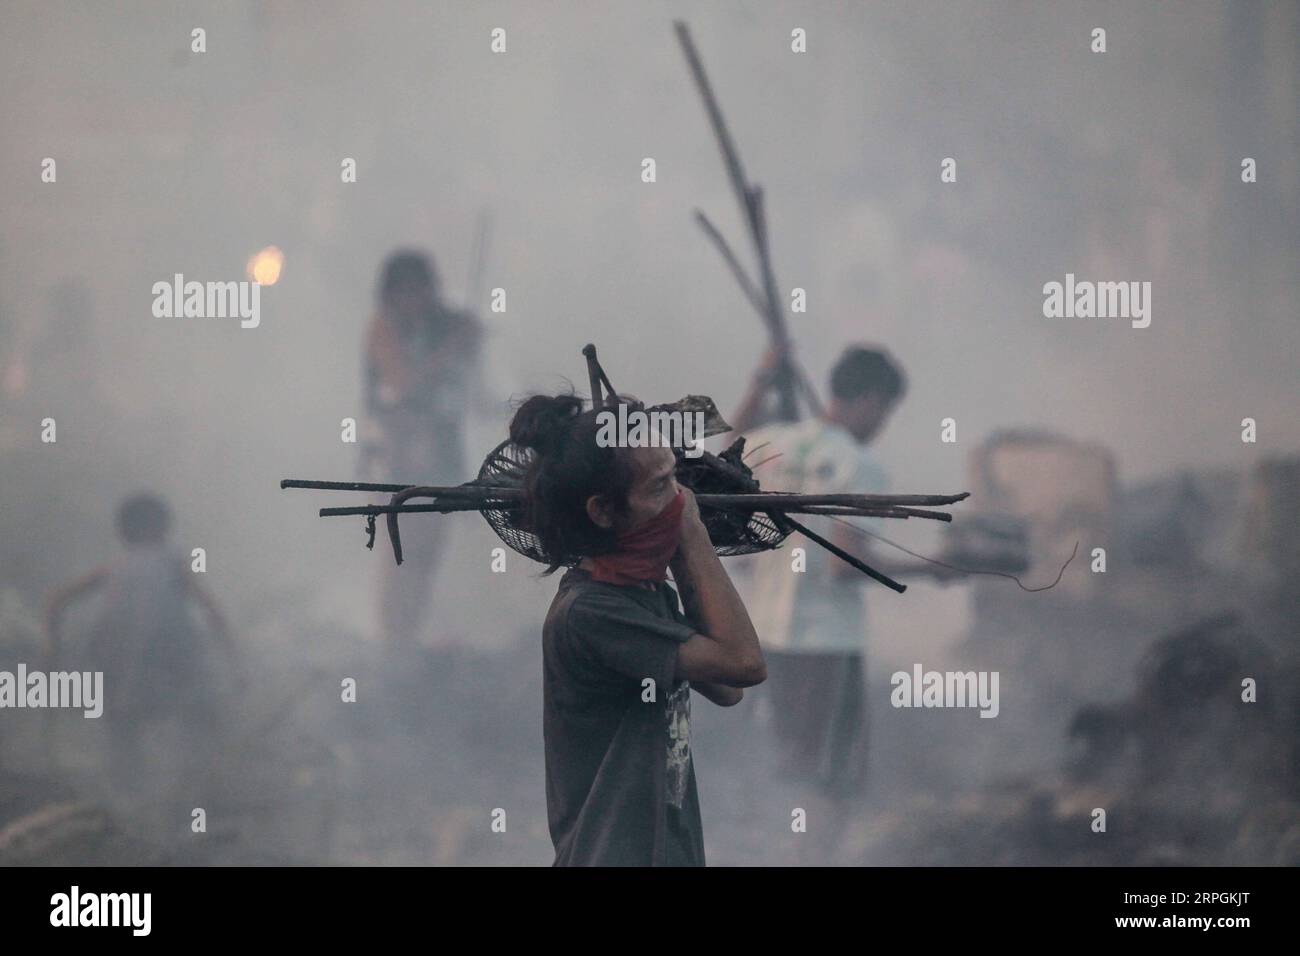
[674, 20, 821, 421]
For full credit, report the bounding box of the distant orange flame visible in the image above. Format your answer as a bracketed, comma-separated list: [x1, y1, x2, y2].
[247, 246, 284, 285]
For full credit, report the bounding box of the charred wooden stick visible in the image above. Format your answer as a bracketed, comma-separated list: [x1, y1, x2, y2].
[692, 491, 971, 508]
[746, 184, 786, 347]
[792, 355, 824, 418]
[284, 480, 520, 497]
[582, 343, 619, 409]
[754, 505, 953, 521]
[294, 483, 969, 510]
[322, 502, 518, 517]
[774, 513, 907, 594]
[320, 501, 952, 521]
[694, 210, 769, 318]
[296, 486, 967, 581]
[674, 23, 793, 407]
[674, 21, 754, 247]
[583, 343, 605, 409]
[748, 187, 826, 420]
[282, 479, 418, 493]
[692, 211, 824, 418]
[675, 20, 820, 421]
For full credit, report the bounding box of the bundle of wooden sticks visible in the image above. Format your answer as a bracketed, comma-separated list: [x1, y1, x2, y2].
[281, 345, 969, 593]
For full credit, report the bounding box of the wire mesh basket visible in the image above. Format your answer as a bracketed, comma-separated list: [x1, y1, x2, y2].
[473, 438, 790, 565]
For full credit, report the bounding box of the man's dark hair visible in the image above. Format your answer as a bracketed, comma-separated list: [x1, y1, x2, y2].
[829, 346, 906, 403]
[509, 393, 641, 572]
[377, 250, 438, 304]
[116, 492, 172, 544]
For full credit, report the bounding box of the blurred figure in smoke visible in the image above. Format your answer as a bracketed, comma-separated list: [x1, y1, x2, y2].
[363, 251, 482, 718]
[45, 492, 241, 805]
[733, 344, 906, 864]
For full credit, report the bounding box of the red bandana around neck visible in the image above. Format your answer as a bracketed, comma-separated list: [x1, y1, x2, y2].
[587, 490, 686, 587]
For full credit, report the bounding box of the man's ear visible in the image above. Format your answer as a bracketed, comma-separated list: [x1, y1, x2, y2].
[586, 494, 615, 529]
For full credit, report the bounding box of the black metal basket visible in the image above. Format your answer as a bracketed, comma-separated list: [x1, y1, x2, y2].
[474, 438, 789, 566]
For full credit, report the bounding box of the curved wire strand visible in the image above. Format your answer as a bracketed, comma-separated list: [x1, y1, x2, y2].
[823, 514, 1079, 592]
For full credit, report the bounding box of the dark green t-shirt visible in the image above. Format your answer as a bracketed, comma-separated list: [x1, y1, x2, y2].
[542, 567, 706, 867]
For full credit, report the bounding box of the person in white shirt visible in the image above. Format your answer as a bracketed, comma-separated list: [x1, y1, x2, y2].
[731, 345, 906, 858]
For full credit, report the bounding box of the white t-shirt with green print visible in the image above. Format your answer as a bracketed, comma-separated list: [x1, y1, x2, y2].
[740, 418, 888, 654]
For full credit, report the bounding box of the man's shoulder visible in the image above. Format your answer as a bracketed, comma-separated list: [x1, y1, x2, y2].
[547, 568, 591, 621]
[549, 571, 692, 651]
[549, 569, 642, 624]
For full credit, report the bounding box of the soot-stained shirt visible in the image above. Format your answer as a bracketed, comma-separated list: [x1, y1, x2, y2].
[542, 566, 706, 867]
